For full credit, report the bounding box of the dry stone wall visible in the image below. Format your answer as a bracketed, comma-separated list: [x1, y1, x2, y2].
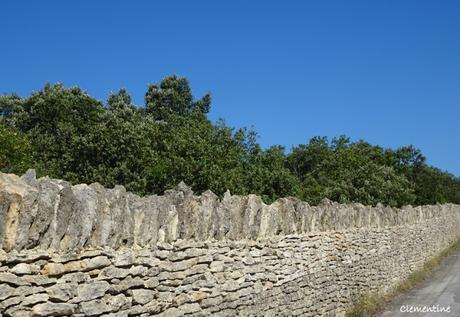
[1, 170, 460, 316]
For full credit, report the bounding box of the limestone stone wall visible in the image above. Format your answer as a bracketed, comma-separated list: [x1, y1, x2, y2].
[1, 171, 460, 316]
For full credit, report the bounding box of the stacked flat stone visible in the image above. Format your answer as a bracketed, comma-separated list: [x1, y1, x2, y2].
[1, 171, 459, 316]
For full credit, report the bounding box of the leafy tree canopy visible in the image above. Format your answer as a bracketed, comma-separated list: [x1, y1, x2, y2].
[1, 76, 459, 207]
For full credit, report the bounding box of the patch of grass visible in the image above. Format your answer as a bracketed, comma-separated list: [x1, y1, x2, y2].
[346, 294, 382, 317]
[346, 236, 460, 317]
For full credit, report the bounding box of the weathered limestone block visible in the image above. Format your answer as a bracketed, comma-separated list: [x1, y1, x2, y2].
[129, 289, 155, 305]
[1, 171, 460, 316]
[109, 276, 144, 293]
[1, 170, 460, 252]
[47, 283, 77, 302]
[0, 172, 38, 252]
[1, 220, 459, 317]
[41, 263, 65, 276]
[113, 250, 134, 267]
[73, 280, 110, 302]
[0, 272, 29, 286]
[31, 302, 76, 316]
[22, 293, 49, 306]
[99, 266, 130, 280]
[84, 255, 111, 270]
[78, 298, 112, 316]
[0, 283, 14, 300]
[0, 295, 23, 310]
[11, 263, 40, 275]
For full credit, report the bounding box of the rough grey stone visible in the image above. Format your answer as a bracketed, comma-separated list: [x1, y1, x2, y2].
[13, 286, 45, 297]
[108, 294, 132, 311]
[0, 283, 14, 300]
[109, 276, 144, 293]
[5, 307, 32, 317]
[99, 266, 130, 279]
[78, 299, 111, 316]
[144, 277, 159, 289]
[23, 275, 56, 286]
[130, 289, 156, 305]
[85, 255, 111, 270]
[41, 263, 65, 276]
[113, 250, 134, 267]
[31, 302, 76, 316]
[11, 263, 39, 275]
[59, 271, 88, 284]
[74, 281, 110, 302]
[0, 272, 29, 286]
[47, 283, 77, 302]
[0, 295, 23, 309]
[22, 293, 49, 306]
[3, 170, 457, 252]
[178, 303, 201, 314]
[1, 171, 460, 317]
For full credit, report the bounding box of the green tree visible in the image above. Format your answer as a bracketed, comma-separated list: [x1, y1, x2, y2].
[145, 75, 210, 120]
[244, 145, 301, 202]
[0, 120, 32, 174]
[1, 83, 104, 182]
[288, 137, 416, 206]
[1, 77, 459, 207]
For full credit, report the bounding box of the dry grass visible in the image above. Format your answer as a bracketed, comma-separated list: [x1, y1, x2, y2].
[346, 237, 460, 317]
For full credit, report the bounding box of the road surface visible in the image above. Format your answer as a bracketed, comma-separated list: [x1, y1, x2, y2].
[380, 248, 460, 316]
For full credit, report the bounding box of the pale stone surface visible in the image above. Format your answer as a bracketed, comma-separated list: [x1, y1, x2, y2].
[85, 255, 111, 270]
[113, 250, 134, 267]
[31, 302, 75, 316]
[74, 281, 110, 302]
[0, 283, 14, 300]
[78, 299, 111, 315]
[41, 263, 65, 276]
[0, 272, 29, 286]
[0, 171, 460, 316]
[11, 263, 39, 275]
[144, 277, 159, 288]
[130, 289, 155, 305]
[2, 224, 455, 316]
[2, 170, 459, 251]
[22, 293, 49, 306]
[47, 283, 77, 302]
[0, 295, 23, 310]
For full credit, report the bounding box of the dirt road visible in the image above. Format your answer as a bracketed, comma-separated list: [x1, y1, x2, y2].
[380, 248, 460, 316]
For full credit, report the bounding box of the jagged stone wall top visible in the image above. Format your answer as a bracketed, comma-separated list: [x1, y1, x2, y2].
[1, 170, 459, 252]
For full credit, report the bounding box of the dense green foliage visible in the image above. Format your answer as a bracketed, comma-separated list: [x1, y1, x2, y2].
[1, 76, 459, 207]
[0, 119, 32, 174]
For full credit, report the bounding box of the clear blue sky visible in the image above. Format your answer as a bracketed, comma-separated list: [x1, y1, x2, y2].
[1, 1, 460, 176]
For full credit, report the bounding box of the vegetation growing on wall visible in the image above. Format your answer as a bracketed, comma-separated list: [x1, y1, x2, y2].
[1, 76, 459, 206]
